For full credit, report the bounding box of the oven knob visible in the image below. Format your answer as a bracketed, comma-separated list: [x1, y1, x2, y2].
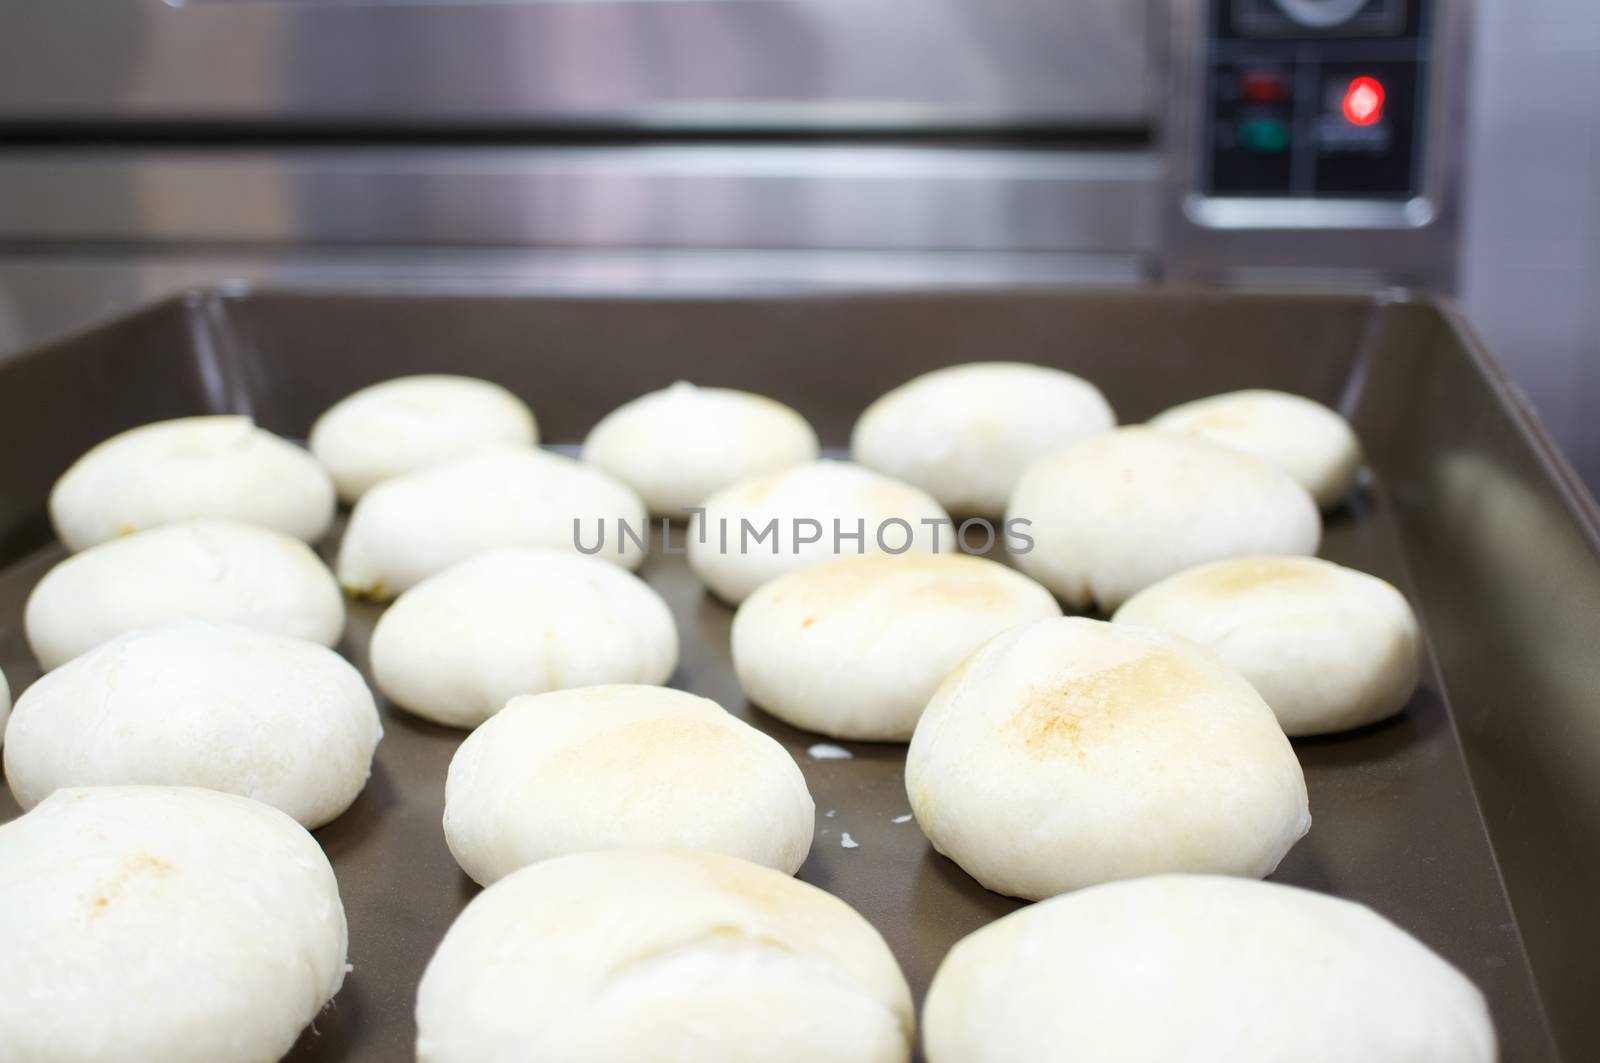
[1272, 0, 1370, 28]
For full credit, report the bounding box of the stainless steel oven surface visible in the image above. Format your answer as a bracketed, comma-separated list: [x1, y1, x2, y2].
[0, 0, 1468, 289]
[0, 0, 1152, 130]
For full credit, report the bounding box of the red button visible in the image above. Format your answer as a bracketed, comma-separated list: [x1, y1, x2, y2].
[1240, 70, 1291, 105]
[1342, 76, 1385, 125]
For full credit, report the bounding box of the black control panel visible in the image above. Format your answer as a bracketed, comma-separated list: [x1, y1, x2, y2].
[1203, 0, 1430, 200]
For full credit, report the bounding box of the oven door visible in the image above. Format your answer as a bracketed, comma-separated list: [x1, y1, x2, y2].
[0, 0, 1152, 132]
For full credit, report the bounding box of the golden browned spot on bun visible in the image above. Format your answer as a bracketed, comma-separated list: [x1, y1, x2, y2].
[1011, 648, 1199, 760]
[779, 554, 1016, 612]
[1184, 408, 1254, 433]
[698, 852, 798, 915]
[614, 925, 800, 978]
[1189, 557, 1331, 598]
[89, 852, 175, 914]
[734, 471, 783, 507]
[549, 717, 750, 783]
[905, 576, 1014, 612]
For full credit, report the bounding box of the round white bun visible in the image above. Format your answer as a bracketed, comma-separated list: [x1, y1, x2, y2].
[1114, 556, 1421, 736]
[1008, 426, 1321, 612]
[337, 445, 647, 600]
[924, 874, 1495, 1063]
[0, 666, 9, 748]
[370, 549, 678, 728]
[733, 553, 1062, 741]
[689, 459, 951, 605]
[0, 786, 348, 1063]
[5, 621, 381, 827]
[49, 415, 335, 552]
[852, 362, 1115, 518]
[310, 374, 539, 503]
[416, 847, 913, 1063]
[583, 381, 820, 517]
[905, 616, 1309, 900]
[444, 685, 813, 885]
[1150, 389, 1363, 509]
[25, 519, 345, 671]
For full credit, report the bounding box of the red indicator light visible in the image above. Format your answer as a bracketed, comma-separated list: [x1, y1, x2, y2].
[1343, 76, 1385, 126]
[1240, 70, 1291, 104]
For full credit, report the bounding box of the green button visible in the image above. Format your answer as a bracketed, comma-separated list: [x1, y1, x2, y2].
[1240, 119, 1290, 153]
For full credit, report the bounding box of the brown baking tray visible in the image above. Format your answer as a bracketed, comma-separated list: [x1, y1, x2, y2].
[2, 286, 1596, 1062]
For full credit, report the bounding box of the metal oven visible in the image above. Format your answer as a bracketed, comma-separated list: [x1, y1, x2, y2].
[0, 0, 1468, 314]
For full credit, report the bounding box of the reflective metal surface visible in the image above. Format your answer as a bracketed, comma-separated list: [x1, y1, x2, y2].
[0, 0, 1151, 130]
[0, 287, 1585, 1061]
[1184, 194, 1436, 229]
[0, 0, 1470, 291]
[0, 249, 1151, 365]
[1163, 0, 1471, 287]
[0, 145, 1162, 251]
[1458, 0, 1600, 497]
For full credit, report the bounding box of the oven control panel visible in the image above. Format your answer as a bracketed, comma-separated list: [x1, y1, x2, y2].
[1202, 0, 1430, 200]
